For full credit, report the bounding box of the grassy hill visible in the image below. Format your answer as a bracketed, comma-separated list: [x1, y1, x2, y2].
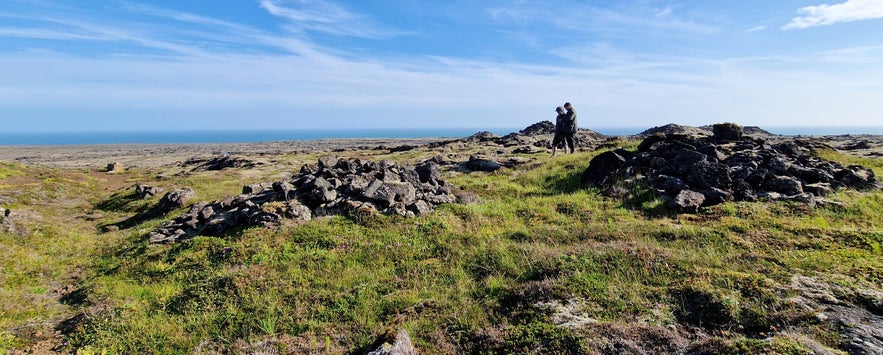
[1, 140, 881, 354]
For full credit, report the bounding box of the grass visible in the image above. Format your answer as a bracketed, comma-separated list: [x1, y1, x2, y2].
[0, 142, 881, 353]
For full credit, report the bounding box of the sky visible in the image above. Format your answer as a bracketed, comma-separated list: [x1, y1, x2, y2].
[1, 0, 882, 133]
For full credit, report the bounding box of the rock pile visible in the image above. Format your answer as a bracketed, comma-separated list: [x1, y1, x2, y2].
[582, 124, 882, 211]
[149, 157, 461, 243]
[430, 122, 606, 151]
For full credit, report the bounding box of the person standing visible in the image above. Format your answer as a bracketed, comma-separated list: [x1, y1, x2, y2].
[562, 102, 578, 154]
[551, 106, 566, 157]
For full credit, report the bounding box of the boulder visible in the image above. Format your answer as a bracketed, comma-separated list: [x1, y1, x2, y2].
[711, 122, 743, 141]
[106, 162, 123, 173]
[581, 151, 626, 187]
[134, 184, 162, 199]
[671, 190, 705, 212]
[465, 156, 502, 172]
[367, 329, 417, 355]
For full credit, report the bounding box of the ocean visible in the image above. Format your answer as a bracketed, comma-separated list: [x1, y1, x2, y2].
[1, 126, 882, 146]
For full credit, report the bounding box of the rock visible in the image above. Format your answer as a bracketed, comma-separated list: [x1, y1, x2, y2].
[415, 160, 442, 185]
[671, 190, 705, 212]
[711, 122, 743, 141]
[639, 123, 710, 137]
[520, 120, 556, 136]
[463, 131, 500, 142]
[764, 175, 804, 196]
[388, 145, 417, 152]
[318, 155, 339, 169]
[581, 151, 626, 187]
[512, 146, 535, 154]
[184, 156, 258, 171]
[367, 329, 417, 355]
[465, 156, 502, 172]
[134, 184, 162, 199]
[106, 162, 123, 173]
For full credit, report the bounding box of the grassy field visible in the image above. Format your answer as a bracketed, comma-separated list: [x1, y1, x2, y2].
[1, 142, 881, 354]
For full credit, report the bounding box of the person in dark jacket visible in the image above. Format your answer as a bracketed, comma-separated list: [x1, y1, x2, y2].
[551, 106, 566, 157]
[561, 102, 578, 154]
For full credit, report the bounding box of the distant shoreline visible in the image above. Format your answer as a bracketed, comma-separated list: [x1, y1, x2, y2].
[3, 126, 883, 146]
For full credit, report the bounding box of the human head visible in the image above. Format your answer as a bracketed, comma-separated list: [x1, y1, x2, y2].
[564, 102, 572, 110]
[556, 106, 565, 114]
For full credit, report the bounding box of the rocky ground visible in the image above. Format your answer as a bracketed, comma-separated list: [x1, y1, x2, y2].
[1, 125, 881, 169]
[1, 123, 882, 354]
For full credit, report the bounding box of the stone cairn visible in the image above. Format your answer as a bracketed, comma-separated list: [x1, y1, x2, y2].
[149, 157, 459, 243]
[581, 123, 882, 211]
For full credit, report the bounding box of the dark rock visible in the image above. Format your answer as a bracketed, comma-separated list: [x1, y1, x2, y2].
[581, 151, 627, 187]
[671, 190, 705, 212]
[415, 160, 442, 185]
[242, 182, 271, 194]
[700, 187, 733, 206]
[106, 162, 123, 173]
[520, 121, 556, 136]
[463, 131, 500, 142]
[513, 146, 535, 154]
[841, 140, 872, 150]
[687, 160, 732, 190]
[838, 165, 880, 190]
[465, 156, 502, 172]
[185, 156, 258, 171]
[711, 122, 743, 141]
[804, 183, 834, 196]
[764, 175, 804, 196]
[134, 184, 162, 199]
[388, 145, 417, 153]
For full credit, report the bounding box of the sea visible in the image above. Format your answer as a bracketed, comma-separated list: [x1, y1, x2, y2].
[1, 126, 882, 146]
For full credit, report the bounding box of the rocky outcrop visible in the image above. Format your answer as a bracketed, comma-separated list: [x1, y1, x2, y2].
[640, 124, 710, 137]
[431, 122, 606, 152]
[582, 130, 882, 210]
[520, 121, 556, 136]
[149, 157, 459, 243]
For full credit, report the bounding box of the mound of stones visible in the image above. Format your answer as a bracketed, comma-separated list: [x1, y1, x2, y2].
[430, 122, 606, 150]
[148, 157, 461, 243]
[582, 123, 882, 211]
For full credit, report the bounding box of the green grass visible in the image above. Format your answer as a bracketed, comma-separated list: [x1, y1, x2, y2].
[1, 144, 881, 353]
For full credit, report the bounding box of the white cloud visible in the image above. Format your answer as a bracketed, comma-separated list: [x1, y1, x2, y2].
[655, 6, 673, 18]
[783, 0, 883, 30]
[259, 0, 404, 39]
[746, 25, 766, 32]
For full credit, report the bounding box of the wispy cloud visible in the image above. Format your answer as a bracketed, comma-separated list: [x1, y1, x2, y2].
[259, 0, 404, 39]
[746, 25, 766, 32]
[783, 0, 883, 30]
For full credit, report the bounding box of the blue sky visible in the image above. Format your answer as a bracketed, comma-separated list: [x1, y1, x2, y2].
[1, 0, 882, 132]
